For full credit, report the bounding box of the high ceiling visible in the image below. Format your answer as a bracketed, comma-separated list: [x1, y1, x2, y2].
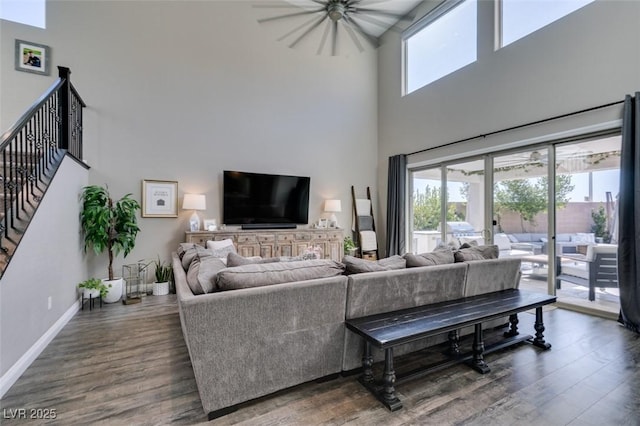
[254, 0, 424, 55]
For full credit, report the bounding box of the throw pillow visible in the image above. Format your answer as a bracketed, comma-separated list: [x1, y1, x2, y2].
[403, 249, 455, 267]
[216, 259, 345, 291]
[342, 255, 406, 275]
[181, 245, 216, 271]
[227, 252, 280, 267]
[205, 239, 237, 258]
[177, 243, 197, 260]
[186, 255, 227, 294]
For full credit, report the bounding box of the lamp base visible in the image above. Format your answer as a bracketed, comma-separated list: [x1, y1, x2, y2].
[189, 211, 201, 231]
[329, 213, 338, 228]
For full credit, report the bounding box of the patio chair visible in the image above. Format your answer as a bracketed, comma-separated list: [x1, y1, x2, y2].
[556, 244, 618, 301]
[495, 233, 535, 258]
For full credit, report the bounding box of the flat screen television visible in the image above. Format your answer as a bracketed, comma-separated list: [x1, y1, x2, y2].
[223, 170, 310, 229]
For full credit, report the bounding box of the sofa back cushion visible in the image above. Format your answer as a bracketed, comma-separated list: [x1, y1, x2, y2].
[454, 245, 499, 262]
[345, 262, 468, 319]
[216, 259, 345, 291]
[464, 257, 522, 297]
[342, 255, 406, 274]
[403, 249, 454, 267]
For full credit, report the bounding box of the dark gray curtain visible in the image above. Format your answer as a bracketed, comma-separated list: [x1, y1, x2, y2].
[618, 92, 640, 333]
[386, 154, 407, 256]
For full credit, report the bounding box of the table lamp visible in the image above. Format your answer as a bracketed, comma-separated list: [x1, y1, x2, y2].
[183, 194, 206, 231]
[324, 199, 342, 228]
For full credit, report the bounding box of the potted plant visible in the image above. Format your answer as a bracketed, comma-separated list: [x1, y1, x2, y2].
[78, 278, 108, 299]
[152, 256, 173, 296]
[80, 185, 141, 303]
[344, 236, 358, 256]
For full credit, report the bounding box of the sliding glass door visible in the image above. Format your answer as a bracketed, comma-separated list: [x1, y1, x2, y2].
[554, 136, 621, 314]
[408, 134, 620, 316]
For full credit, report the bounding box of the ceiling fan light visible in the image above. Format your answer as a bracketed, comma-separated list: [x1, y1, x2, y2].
[328, 3, 346, 21]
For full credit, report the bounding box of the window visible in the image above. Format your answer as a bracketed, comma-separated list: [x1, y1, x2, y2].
[0, 0, 46, 29]
[500, 0, 595, 47]
[403, 0, 477, 95]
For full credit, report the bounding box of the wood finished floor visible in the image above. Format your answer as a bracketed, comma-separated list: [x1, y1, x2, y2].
[1, 295, 639, 425]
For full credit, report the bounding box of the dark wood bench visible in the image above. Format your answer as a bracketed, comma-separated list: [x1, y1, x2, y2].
[345, 289, 556, 411]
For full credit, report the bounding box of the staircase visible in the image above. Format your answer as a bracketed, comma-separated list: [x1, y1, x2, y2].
[0, 66, 86, 277]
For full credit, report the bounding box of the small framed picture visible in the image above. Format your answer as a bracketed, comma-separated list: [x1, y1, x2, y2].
[15, 39, 51, 76]
[317, 218, 328, 229]
[203, 219, 218, 231]
[142, 180, 178, 217]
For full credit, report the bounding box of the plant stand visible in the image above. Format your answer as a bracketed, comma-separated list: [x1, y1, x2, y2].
[81, 293, 102, 311]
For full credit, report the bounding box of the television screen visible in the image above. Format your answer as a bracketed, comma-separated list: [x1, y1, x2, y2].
[223, 170, 310, 226]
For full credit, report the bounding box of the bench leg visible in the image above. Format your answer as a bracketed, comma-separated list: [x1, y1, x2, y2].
[471, 323, 491, 374]
[532, 307, 552, 350]
[504, 314, 519, 337]
[362, 342, 374, 384]
[448, 330, 460, 356]
[382, 348, 402, 411]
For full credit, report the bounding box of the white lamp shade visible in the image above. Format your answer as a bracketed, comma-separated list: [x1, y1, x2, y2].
[324, 199, 342, 213]
[182, 194, 206, 210]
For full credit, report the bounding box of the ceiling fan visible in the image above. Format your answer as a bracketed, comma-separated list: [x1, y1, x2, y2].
[254, 0, 416, 56]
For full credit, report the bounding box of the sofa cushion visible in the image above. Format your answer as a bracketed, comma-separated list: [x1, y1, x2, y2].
[226, 252, 280, 267]
[403, 250, 454, 267]
[342, 255, 406, 274]
[181, 245, 217, 271]
[177, 243, 196, 259]
[186, 256, 227, 294]
[216, 259, 346, 291]
[454, 245, 499, 262]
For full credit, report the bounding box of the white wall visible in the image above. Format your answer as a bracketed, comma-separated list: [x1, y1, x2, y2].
[1, 0, 379, 278]
[377, 0, 640, 252]
[0, 156, 89, 380]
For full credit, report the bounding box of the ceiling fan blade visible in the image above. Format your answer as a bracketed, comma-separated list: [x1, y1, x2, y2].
[344, 17, 379, 48]
[331, 19, 338, 56]
[317, 18, 332, 55]
[276, 13, 325, 42]
[289, 14, 329, 48]
[257, 8, 324, 23]
[342, 18, 365, 53]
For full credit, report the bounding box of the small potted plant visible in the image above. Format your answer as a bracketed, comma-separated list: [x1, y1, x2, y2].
[152, 256, 173, 296]
[80, 185, 141, 303]
[344, 236, 358, 256]
[78, 278, 108, 299]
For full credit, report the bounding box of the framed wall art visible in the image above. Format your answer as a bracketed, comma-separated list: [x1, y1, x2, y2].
[142, 180, 178, 218]
[15, 39, 51, 76]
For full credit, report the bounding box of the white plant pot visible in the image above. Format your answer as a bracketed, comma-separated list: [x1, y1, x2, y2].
[153, 281, 170, 296]
[102, 278, 124, 303]
[82, 288, 100, 299]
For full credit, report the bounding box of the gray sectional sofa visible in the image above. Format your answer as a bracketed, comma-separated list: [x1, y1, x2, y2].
[173, 251, 522, 419]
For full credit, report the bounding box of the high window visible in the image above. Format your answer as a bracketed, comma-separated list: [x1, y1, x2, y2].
[0, 0, 46, 29]
[403, 0, 477, 95]
[500, 0, 595, 47]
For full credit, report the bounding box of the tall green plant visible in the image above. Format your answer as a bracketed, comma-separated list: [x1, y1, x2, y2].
[80, 185, 141, 280]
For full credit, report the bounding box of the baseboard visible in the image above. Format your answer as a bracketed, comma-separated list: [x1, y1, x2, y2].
[0, 299, 80, 398]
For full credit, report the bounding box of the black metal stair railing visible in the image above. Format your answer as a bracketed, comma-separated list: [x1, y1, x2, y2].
[0, 66, 86, 276]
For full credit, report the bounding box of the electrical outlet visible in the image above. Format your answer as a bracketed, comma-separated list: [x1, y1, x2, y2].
[48, 296, 52, 310]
